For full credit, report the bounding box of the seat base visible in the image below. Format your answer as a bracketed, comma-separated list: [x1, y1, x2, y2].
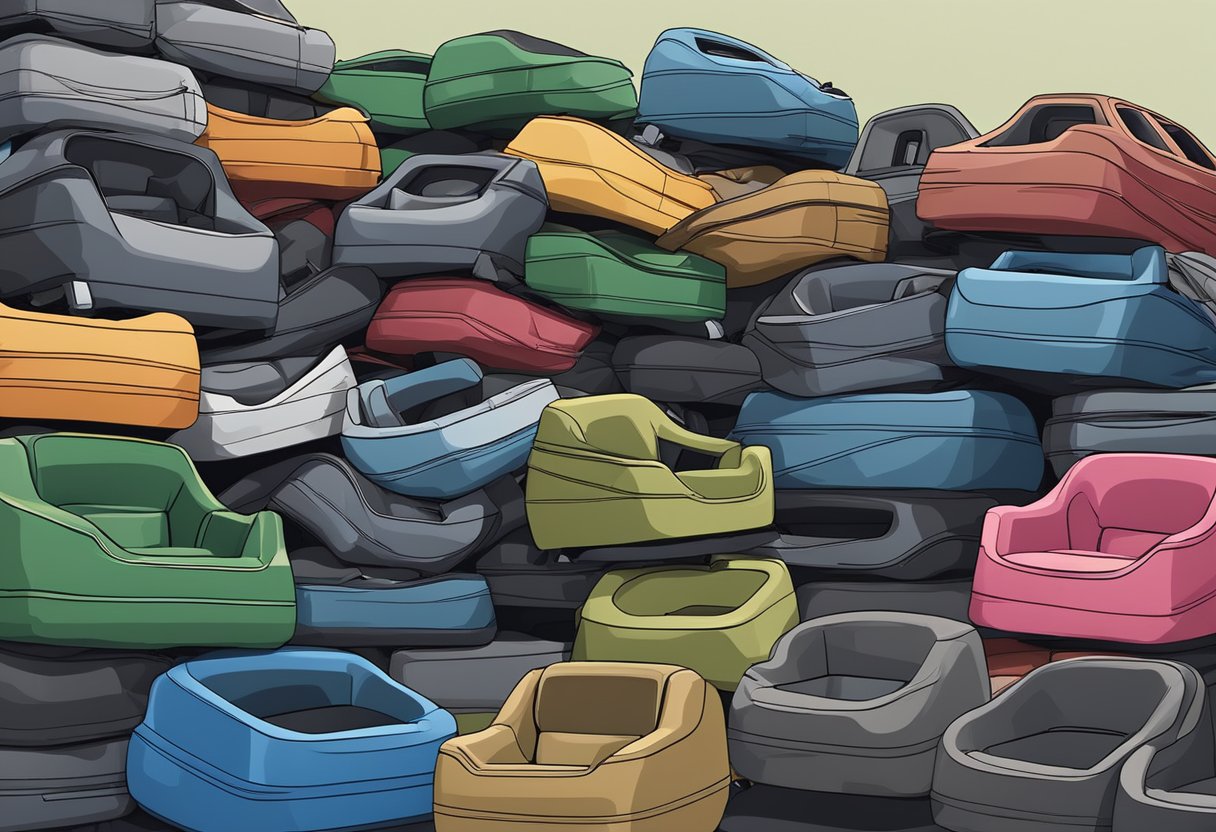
[970, 592, 1216, 646]
[433, 778, 729, 832]
[0, 596, 295, 649]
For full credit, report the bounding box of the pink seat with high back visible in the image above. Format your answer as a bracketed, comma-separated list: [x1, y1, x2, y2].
[970, 453, 1216, 644]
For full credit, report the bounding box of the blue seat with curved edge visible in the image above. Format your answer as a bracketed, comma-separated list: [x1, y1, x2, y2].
[637, 28, 859, 168]
[730, 390, 1043, 491]
[127, 648, 457, 832]
[341, 358, 559, 500]
[293, 572, 497, 648]
[946, 245, 1216, 391]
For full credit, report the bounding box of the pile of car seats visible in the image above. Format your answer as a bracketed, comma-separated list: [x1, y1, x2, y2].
[4, 4, 1216, 831]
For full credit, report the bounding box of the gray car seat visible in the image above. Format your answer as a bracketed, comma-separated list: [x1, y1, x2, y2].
[798, 578, 975, 625]
[154, 0, 335, 94]
[197, 265, 381, 363]
[744, 262, 959, 397]
[390, 633, 571, 732]
[474, 529, 614, 609]
[0, 645, 171, 747]
[0, 1, 156, 50]
[0, 739, 134, 831]
[1115, 682, 1216, 831]
[752, 490, 998, 580]
[613, 335, 766, 406]
[931, 658, 1206, 832]
[0, 34, 205, 143]
[842, 104, 978, 256]
[219, 453, 526, 575]
[1045, 385, 1216, 478]
[729, 612, 989, 797]
[333, 153, 547, 281]
[0, 129, 278, 329]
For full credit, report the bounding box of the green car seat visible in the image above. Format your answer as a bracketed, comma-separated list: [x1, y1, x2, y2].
[525, 394, 774, 549]
[423, 30, 637, 134]
[524, 225, 727, 322]
[573, 556, 798, 690]
[0, 433, 295, 648]
[315, 49, 432, 134]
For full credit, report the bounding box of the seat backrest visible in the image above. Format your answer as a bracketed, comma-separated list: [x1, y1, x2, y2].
[532, 664, 668, 765]
[22, 434, 220, 548]
[822, 620, 938, 683]
[536, 396, 663, 461]
[1064, 457, 1216, 557]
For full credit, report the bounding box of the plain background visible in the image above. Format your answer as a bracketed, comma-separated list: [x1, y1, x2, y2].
[291, 0, 1216, 145]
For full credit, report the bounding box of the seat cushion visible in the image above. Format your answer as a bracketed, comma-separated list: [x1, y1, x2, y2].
[979, 727, 1129, 770]
[535, 731, 639, 766]
[777, 674, 906, 702]
[1004, 550, 1141, 572]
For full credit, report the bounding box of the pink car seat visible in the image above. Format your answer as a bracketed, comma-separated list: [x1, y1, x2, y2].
[970, 453, 1216, 644]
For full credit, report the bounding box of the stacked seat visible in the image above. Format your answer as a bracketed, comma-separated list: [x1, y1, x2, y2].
[843, 104, 978, 254]
[196, 102, 380, 202]
[127, 648, 457, 831]
[423, 30, 637, 134]
[970, 453, 1216, 645]
[573, 557, 798, 690]
[729, 612, 990, 796]
[946, 246, 1216, 390]
[169, 345, 355, 461]
[0, 303, 200, 428]
[0, 433, 295, 648]
[525, 394, 774, 549]
[432, 662, 731, 831]
[745, 261, 958, 397]
[365, 279, 599, 372]
[637, 28, 859, 168]
[504, 115, 718, 235]
[524, 225, 727, 322]
[342, 358, 558, 498]
[0, 130, 280, 328]
[391, 633, 571, 733]
[0, 1, 157, 50]
[220, 453, 526, 576]
[657, 169, 891, 287]
[613, 336, 765, 406]
[931, 658, 1206, 832]
[334, 153, 547, 280]
[154, 0, 336, 94]
[316, 49, 432, 134]
[0, 34, 205, 143]
[731, 390, 1044, 491]
[1044, 384, 1216, 476]
[0, 645, 171, 830]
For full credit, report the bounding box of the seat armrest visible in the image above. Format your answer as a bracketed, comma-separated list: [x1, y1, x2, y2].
[606, 671, 704, 764]
[675, 447, 767, 499]
[240, 511, 284, 563]
[196, 510, 255, 556]
[988, 504, 1067, 555]
[442, 725, 530, 768]
[654, 416, 740, 459]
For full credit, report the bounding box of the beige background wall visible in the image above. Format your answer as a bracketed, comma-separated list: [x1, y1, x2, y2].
[292, 0, 1216, 145]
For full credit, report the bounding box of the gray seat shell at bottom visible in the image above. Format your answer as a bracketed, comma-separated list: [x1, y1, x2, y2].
[798, 578, 974, 624]
[751, 490, 997, 580]
[613, 335, 765, 406]
[0, 738, 133, 832]
[729, 612, 989, 797]
[720, 784, 948, 832]
[1115, 690, 1216, 831]
[931, 658, 1206, 832]
[743, 262, 958, 398]
[1044, 385, 1216, 478]
[0, 129, 279, 329]
[333, 152, 547, 280]
[0, 646, 171, 747]
[218, 453, 525, 576]
[389, 632, 570, 713]
[0, 1, 155, 50]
